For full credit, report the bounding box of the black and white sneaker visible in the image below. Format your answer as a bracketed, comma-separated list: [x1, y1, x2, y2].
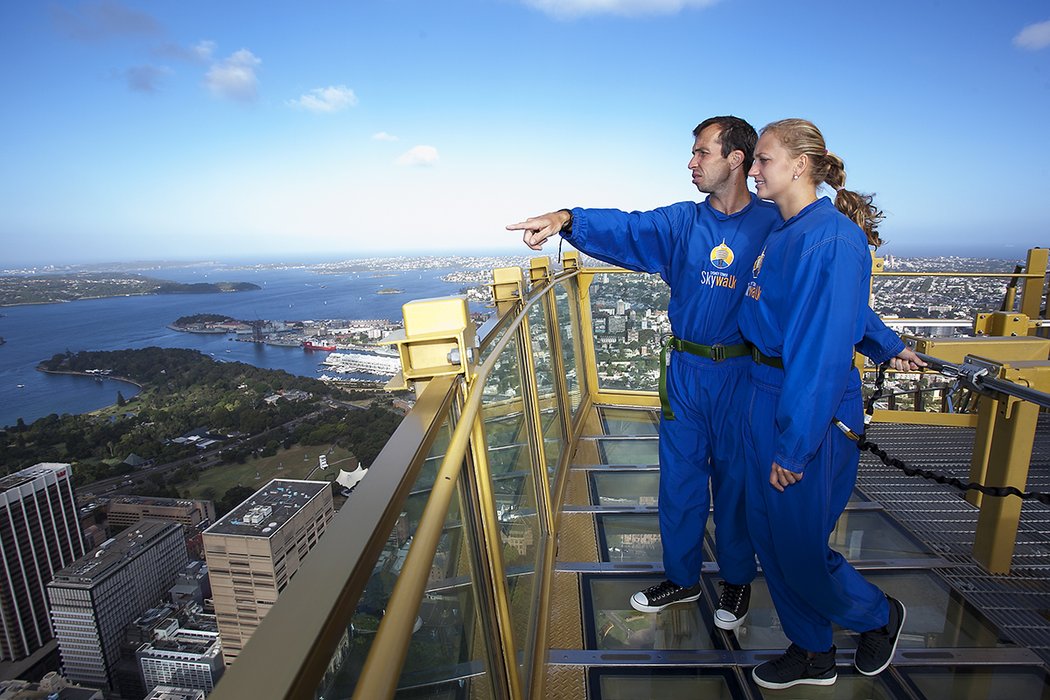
[714, 581, 751, 631]
[855, 595, 906, 675]
[629, 579, 702, 613]
[752, 644, 837, 690]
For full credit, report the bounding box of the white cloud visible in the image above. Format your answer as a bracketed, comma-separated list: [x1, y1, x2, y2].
[1015, 20, 1050, 50]
[396, 145, 439, 166]
[205, 49, 261, 102]
[191, 40, 216, 62]
[287, 85, 358, 113]
[521, 0, 718, 18]
[372, 131, 399, 142]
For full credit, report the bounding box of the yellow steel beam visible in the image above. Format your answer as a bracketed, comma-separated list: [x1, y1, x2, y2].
[1019, 248, 1049, 320]
[973, 360, 1050, 573]
[867, 409, 978, 428]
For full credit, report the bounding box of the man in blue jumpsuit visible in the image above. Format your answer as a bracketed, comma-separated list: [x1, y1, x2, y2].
[506, 116, 911, 629]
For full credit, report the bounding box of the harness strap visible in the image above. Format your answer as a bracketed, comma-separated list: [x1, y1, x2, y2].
[658, 336, 750, 420]
[750, 346, 785, 369]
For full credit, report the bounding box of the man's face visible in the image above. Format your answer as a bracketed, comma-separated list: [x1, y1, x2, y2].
[688, 125, 733, 194]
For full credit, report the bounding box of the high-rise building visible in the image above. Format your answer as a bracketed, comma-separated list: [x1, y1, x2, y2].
[0, 463, 84, 661]
[202, 480, 333, 664]
[0, 671, 103, 699]
[47, 520, 188, 690]
[105, 497, 216, 533]
[137, 627, 223, 696]
[143, 687, 204, 700]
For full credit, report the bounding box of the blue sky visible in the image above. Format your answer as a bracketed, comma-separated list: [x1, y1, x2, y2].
[1, 0, 1048, 265]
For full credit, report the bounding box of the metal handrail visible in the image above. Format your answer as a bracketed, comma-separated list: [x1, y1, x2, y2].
[352, 273, 571, 699]
[478, 266, 580, 352]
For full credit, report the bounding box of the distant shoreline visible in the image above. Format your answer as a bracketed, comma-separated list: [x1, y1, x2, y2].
[0, 277, 260, 308]
[35, 368, 144, 390]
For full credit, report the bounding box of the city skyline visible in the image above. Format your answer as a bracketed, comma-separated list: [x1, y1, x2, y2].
[2, 1, 1048, 266]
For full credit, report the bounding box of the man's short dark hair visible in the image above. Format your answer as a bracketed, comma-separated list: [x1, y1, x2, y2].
[693, 116, 757, 172]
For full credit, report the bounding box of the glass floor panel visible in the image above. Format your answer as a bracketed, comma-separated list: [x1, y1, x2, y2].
[710, 570, 1009, 651]
[596, 511, 936, 564]
[589, 668, 743, 700]
[590, 471, 869, 508]
[703, 509, 939, 561]
[597, 514, 693, 563]
[590, 472, 659, 507]
[594, 438, 659, 465]
[898, 666, 1050, 700]
[596, 407, 660, 436]
[582, 575, 721, 651]
[753, 669, 907, 700]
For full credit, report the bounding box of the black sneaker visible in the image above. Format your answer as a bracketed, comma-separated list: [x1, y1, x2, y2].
[629, 579, 702, 613]
[855, 595, 906, 675]
[714, 581, 751, 631]
[752, 644, 837, 689]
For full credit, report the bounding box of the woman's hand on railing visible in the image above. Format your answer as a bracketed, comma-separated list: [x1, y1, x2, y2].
[506, 210, 571, 251]
[888, 347, 927, 372]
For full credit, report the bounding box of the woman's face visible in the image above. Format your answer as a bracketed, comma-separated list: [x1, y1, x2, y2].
[749, 132, 799, 203]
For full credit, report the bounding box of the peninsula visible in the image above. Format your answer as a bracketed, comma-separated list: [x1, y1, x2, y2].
[0, 273, 260, 306]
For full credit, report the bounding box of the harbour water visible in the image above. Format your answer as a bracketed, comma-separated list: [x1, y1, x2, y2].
[0, 263, 475, 428]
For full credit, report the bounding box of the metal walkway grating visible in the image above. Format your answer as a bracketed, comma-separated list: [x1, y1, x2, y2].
[857, 416, 1050, 665]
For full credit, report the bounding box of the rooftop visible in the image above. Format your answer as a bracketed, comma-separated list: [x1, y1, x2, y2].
[204, 479, 328, 539]
[138, 630, 221, 659]
[0, 462, 71, 493]
[109, 495, 202, 508]
[50, 520, 181, 586]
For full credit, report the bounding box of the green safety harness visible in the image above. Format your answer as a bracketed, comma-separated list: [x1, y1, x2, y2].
[658, 335, 753, 420]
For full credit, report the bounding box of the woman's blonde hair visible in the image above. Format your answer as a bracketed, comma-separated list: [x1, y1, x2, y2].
[762, 118, 884, 247]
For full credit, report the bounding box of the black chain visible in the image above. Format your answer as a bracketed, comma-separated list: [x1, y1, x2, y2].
[855, 434, 1050, 505]
[860, 361, 1050, 505]
[865, 362, 888, 416]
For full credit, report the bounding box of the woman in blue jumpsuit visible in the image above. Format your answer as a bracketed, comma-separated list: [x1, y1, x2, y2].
[740, 119, 906, 690]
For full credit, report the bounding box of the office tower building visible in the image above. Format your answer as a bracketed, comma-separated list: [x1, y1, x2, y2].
[143, 688, 204, 700]
[0, 463, 84, 661]
[47, 521, 188, 690]
[137, 627, 223, 696]
[202, 480, 333, 664]
[106, 497, 216, 533]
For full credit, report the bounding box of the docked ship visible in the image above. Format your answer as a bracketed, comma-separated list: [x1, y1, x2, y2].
[213, 249, 1050, 700]
[302, 340, 338, 351]
[320, 351, 401, 377]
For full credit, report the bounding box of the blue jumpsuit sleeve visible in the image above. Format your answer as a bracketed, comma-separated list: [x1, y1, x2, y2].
[775, 234, 868, 473]
[564, 206, 682, 279]
[854, 306, 905, 365]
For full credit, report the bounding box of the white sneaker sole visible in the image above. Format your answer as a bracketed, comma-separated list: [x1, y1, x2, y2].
[752, 668, 837, 690]
[714, 610, 747, 631]
[856, 599, 907, 676]
[629, 590, 701, 613]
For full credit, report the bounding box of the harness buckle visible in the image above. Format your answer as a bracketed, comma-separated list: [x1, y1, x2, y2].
[710, 344, 726, 362]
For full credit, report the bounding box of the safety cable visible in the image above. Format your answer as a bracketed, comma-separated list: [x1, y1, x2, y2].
[854, 357, 1050, 504]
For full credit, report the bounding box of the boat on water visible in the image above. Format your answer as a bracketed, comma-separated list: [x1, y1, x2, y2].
[320, 351, 401, 376]
[302, 340, 338, 351]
